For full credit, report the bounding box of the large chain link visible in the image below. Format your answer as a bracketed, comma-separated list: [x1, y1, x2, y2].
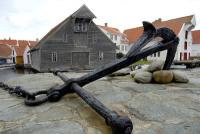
[0, 82, 60, 106]
[0, 82, 34, 98]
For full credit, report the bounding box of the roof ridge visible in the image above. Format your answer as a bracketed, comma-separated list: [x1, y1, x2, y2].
[159, 15, 194, 23]
[98, 25, 119, 30]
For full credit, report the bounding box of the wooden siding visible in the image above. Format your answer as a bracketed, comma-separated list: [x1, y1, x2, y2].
[31, 6, 116, 72]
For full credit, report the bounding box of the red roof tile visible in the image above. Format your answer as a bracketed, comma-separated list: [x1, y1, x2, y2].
[0, 40, 37, 56]
[192, 30, 200, 44]
[0, 40, 17, 46]
[0, 44, 12, 58]
[29, 41, 38, 48]
[14, 40, 29, 56]
[124, 15, 194, 44]
[98, 25, 122, 35]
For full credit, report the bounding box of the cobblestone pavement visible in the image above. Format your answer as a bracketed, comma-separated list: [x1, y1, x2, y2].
[0, 69, 200, 134]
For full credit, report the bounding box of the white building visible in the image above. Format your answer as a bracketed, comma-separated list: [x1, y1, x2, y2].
[191, 30, 200, 59]
[124, 15, 196, 61]
[98, 23, 130, 54]
[23, 41, 37, 64]
[0, 44, 12, 64]
[23, 45, 31, 64]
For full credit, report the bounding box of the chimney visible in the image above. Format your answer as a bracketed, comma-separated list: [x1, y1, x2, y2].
[153, 18, 162, 24]
[105, 23, 108, 27]
[9, 37, 11, 40]
[36, 38, 39, 42]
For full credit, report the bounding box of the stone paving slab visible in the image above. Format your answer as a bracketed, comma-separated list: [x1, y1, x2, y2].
[0, 69, 200, 134]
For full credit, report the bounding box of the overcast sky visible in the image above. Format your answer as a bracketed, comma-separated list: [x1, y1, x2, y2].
[0, 0, 199, 40]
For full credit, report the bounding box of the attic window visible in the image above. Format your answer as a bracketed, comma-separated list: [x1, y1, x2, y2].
[185, 31, 188, 39]
[99, 51, 104, 61]
[74, 23, 88, 32]
[184, 41, 187, 50]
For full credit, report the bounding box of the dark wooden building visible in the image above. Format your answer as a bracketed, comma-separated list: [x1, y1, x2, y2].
[30, 5, 116, 72]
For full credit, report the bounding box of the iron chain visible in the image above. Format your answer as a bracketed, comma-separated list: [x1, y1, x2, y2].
[0, 82, 35, 99]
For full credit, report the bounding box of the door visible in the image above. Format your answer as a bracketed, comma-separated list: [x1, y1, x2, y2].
[184, 52, 187, 60]
[72, 52, 89, 68]
[13, 57, 15, 64]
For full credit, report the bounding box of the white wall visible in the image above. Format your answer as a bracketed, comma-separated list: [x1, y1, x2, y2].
[99, 26, 130, 54]
[147, 17, 195, 62]
[6, 58, 13, 63]
[175, 23, 193, 61]
[11, 47, 17, 64]
[191, 44, 200, 57]
[23, 46, 31, 64]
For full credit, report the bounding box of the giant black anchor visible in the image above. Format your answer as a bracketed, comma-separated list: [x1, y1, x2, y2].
[11, 22, 179, 134]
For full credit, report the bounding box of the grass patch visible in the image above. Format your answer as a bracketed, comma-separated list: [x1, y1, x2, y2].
[130, 60, 150, 70]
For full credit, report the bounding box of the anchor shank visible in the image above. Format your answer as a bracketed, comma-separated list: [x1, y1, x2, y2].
[56, 72, 133, 134]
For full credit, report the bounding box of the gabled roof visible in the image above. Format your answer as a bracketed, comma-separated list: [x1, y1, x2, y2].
[31, 4, 96, 50]
[0, 39, 17, 46]
[98, 25, 122, 35]
[71, 4, 96, 19]
[192, 30, 200, 44]
[0, 39, 37, 56]
[29, 41, 38, 48]
[98, 25, 130, 44]
[124, 15, 194, 44]
[0, 44, 12, 58]
[14, 40, 29, 56]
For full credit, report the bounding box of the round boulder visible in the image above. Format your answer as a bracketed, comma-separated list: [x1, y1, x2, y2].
[134, 72, 153, 83]
[153, 70, 173, 84]
[172, 70, 189, 83]
[147, 60, 164, 72]
[130, 69, 146, 78]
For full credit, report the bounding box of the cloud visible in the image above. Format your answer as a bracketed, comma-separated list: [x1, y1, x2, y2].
[0, 0, 199, 40]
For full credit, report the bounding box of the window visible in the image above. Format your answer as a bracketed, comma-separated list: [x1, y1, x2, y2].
[180, 52, 182, 61]
[115, 35, 118, 41]
[93, 33, 97, 44]
[184, 41, 187, 50]
[110, 34, 113, 40]
[63, 32, 68, 42]
[154, 53, 156, 57]
[185, 31, 188, 39]
[52, 52, 57, 62]
[74, 23, 88, 32]
[99, 51, 104, 61]
[125, 46, 127, 51]
[157, 52, 160, 57]
[189, 52, 190, 60]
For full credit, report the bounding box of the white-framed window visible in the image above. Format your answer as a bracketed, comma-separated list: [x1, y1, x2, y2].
[115, 35, 118, 41]
[99, 51, 104, 61]
[52, 52, 57, 62]
[63, 32, 68, 42]
[125, 46, 128, 51]
[74, 23, 88, 32]
[110, 34, 113, 40]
